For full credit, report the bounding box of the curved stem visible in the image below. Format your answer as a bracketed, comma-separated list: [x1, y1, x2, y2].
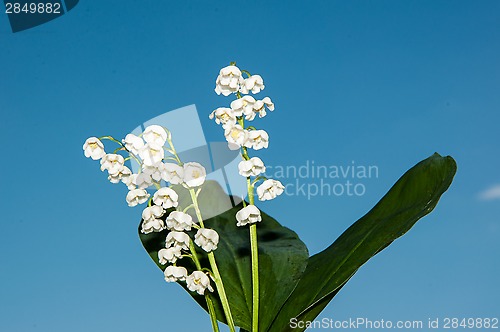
[206, 295, 220, 332]
[189, 189, 236, 332]
[99, 135, 123, 146]
[183, 203, 195, 213]
[241, 69, 252, 78]
[189, 241, 220, 332]
[166, 138, 182, 164]
[100, 136, 144, 169]
[166, 135, 234, 331]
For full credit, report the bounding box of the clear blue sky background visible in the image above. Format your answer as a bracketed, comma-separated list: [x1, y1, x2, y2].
[1, 1, 499, 331]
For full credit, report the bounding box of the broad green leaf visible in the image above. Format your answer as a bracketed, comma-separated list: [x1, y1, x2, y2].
[139, 181, 309, 331]
[268, 153, 457, 332]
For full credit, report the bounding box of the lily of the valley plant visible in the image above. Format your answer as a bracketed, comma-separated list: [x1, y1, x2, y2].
[83, 63, 457, 332]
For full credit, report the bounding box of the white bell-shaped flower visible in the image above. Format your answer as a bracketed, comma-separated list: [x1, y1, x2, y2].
[224, 124, 248, 150]
[257, 179, 285, 201]
[141, 205, 166, 234]
[161, 163, 184, 185]
[183, 162, 206, 188]
[240, 75, 265, 94]
[186, 271, 214, 295]
[139, 143, 165, 167]
[165, 231, 191, 251]
[236, 205, 262, 227]
[143, 125, 168, 147]
[108, 166, 132, 184]
[215, 65, 243, 96]
[238, 157, 266, 177]
[122, 134, 145, 155]
[153, 187, 179, 209]
[100, 154, 125, 175]
[126, 188, 150, 207]
[83, 137, 106, 160]
[141, 219, 166, 234]
[142, 205, 164, 221]
[133, 172, 154, 189]
[123, 174, 137, 190]
[142, 164, 163, 182]
[230, 95, 256, 117]
[246, 97, 274, 121]
[194, 228, 219, 252]
[209, 107, 237, 129]
[158, 247, 182, 265]
[166, 211, 193, 231]
[164, 266, 188, 282]
[244, 130, 269, 150]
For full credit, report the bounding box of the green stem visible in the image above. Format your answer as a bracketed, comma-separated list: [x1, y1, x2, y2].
[206, 294, 220, 332]
[250, 224, 259, 332]
[247, 177, 259, 332]
[238, 113, 259, 331]
[166, 134, 234, 331]
[189, 189, 236, 332]
[189, 240, 220, 332]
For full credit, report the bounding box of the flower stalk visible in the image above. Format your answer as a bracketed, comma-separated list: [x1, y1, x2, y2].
[189, 241, 220, 332]
[247, 177, 259, 332]
[212, 62, 283, 331]
[189, 188, 236, 332]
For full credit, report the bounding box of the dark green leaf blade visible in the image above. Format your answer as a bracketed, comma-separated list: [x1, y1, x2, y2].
[138, 181, 309, 331]
[210, 203, 309, 331]
[269, 153, 457, 332]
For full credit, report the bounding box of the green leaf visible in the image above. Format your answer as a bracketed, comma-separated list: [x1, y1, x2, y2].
[268, 153, 457, 332]
[138, 181, 309, 331]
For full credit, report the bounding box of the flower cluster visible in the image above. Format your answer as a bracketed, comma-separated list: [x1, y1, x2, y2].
[211, 63, 284, 226]
[83, 126, 217, 295]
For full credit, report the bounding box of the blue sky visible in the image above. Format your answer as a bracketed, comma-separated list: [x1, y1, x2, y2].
[1, 1, 499, 331]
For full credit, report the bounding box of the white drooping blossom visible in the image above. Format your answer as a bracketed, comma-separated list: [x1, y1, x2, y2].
[194, 228, 219, 252]
[141, 205, 166, 234]
[83, 137, 106, 160]
[215, 65, 244, 96]
[230, 95, 256, 117]
[158, 247, 182, 265]
[183, 162, 206, 188]
[245, 97, 274, 121]
[143, 125, 168, 147]
[100, 154, 125, 175]
[224, 124, 248, 150]
[142, 164, 163, 182]
[166, 211, 193, 231]
[165, 231, 191, 251]
[126, 189, 150, 207]
[153, 187, 179, 209]
[122, 134, 144, 155]
[123, 174, 137, 190]
[108, 165, 132, 184]
[161, 163, 184, 185]
[244, 130, 269, 150]
[235, 205, 262, 227]
[141, 218, 166, 234]
[164, 265, 188, 282]
[240, 75, 265, 94]
[186, 271, 214, 295]
[133, 172, 154, 189]
[142, 205, 165, 221]
[257, 179, 285, 201]
[238, 157, 266, 177]
[139, 143, 165, 167]
[209, 107, 237, 129]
